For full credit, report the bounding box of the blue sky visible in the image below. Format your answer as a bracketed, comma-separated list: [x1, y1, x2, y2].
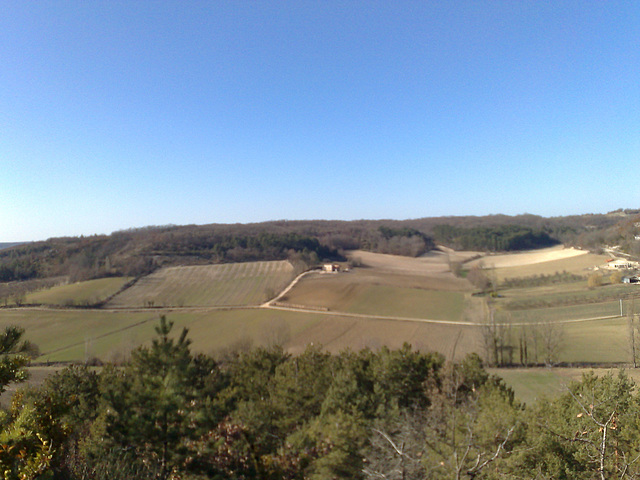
[2, 1, 639, 241]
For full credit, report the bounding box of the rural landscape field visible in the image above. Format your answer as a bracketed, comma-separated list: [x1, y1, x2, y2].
[3, 219, 639, 375]
[2, 215, 640, 479]
[5, 3, 640, 477]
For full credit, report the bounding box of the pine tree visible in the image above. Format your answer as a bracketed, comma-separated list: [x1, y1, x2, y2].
[96, 316, 218, 479]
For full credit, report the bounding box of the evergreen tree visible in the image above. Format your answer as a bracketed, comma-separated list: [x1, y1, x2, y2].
[90, 316, 222, 479]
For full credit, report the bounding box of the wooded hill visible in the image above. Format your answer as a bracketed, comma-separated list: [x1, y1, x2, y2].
[1, 210, 638, 283]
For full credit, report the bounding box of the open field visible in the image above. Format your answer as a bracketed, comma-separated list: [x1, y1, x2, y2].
[489, 367, 640, 405]
[469, 246, 609, 282]
[0, 307, 481, 363]
[561, 317, 630, 363]
[281, 250, 470, 320]
[348, 249, 469, 285]
[25, 277, 133, 306]
[493, 253, 610, 281]
[0, 309, 160, 363]
[506, 301, 622, 323]
[344, 286, 464, 320]
[467, 245, 588, 269]
[1, 304, 628, 366]
[1, 245, 637, 407]
[281, 269, 467, 320]
[107, 261, 294, 308]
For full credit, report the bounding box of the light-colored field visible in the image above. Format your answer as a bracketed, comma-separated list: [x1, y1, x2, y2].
[465, 246, 608, 282]
[348, 250, 470, 286]
[26, 277, 133, 306]
[107, 261, 294, 308]
[468, 245, 588, 269]
[494, 253, 609, 281]
[349, 249, 455, 277]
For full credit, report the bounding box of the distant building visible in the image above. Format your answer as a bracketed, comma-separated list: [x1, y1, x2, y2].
[608, 259, 638, 270]
[322, 263, 340, 273]
[623, 275, 640, 284]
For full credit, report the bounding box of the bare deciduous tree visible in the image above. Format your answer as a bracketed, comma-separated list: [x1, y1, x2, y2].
[539, 320, 564, 366]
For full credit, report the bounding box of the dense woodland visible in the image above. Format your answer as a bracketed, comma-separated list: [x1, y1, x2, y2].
[430, 225, 559, 251]
[1, 319, 640, 479]
[1, 211, 638, 285]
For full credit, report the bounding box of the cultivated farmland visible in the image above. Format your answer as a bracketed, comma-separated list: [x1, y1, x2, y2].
[281, 270, 466, 321]
[0, 307, 480, 363]
[26, 277, 133, 306]
[107, 260, 294, 308]
[466, 245, 608, 281]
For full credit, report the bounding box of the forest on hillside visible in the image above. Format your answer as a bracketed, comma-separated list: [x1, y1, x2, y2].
[0, 212, 638, 285]
[1, 318, 640, 479]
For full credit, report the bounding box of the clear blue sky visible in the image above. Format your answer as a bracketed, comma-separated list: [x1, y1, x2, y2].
[2, 1, 639, 241]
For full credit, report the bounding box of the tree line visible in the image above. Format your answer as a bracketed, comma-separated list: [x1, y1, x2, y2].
[2, 211, 636, 286]
[431, 225, 559, 252]
[1, 318, 639, 479]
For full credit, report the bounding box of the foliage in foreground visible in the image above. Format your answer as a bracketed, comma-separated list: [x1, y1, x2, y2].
[2, 318, 640, 479]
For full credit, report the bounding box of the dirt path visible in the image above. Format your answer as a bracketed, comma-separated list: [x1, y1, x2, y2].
[262, 303, 622, 327]
[261, 269, 315, 307]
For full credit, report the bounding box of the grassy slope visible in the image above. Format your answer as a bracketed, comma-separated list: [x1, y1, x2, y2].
[107, 261, 294, 308]
[345, 285, 464, 320]
[0, 307, 480, 363]
[0, 309, 156, 362]
[283, 270, 467, 320]
[26, 277, 133, 306]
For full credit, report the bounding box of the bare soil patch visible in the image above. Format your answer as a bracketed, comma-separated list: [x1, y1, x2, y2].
[347, 250, 470, 288]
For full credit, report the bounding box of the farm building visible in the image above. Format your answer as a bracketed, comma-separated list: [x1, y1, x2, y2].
[322, 263, 341, 273]
[623, 275, 640, 284]
[607, 259, 638, 270]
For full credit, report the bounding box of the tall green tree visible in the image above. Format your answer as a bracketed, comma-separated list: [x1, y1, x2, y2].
[89, 316, 223, 480]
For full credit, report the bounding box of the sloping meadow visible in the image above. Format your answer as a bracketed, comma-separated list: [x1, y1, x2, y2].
[107, 260, 295, 308]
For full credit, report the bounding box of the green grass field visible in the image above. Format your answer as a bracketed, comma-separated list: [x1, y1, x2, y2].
[490, 367, 640, 405]
[0, 309, 158, 363]
[506, 301, 622, 323]
[344, 285, 465, 320]
[282, 270, 467, 320]
[107, 261, 294, 308]
[25, 277, 133, 306]
[0, 306, 481, 363]
[561, 317, 630, 363]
